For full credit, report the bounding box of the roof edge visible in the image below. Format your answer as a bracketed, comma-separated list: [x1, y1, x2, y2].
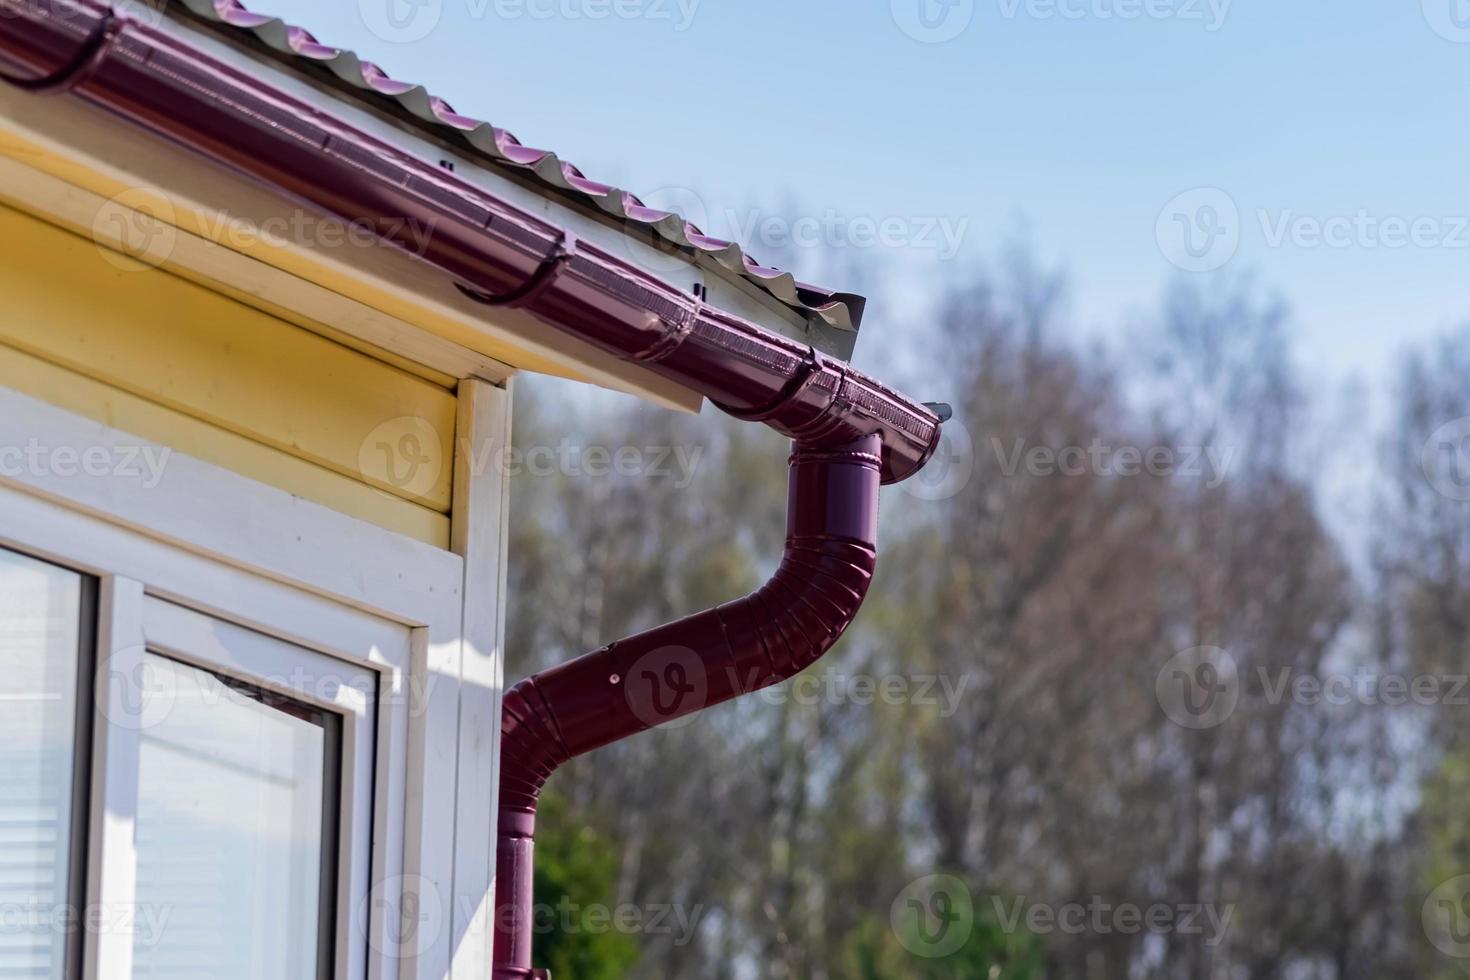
[171, 0, 869, 334]
[0, 2, 942, 482]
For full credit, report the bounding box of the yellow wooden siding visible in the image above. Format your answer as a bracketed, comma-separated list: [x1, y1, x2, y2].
[0, 119, 703, 414]
[0, 344, 450, 545]
[0, 202, 456, 546]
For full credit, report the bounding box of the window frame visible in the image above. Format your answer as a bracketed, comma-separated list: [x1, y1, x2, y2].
[0, 379, 514, 980]
[0, 547, 98, 980]
[128, 597, 372, 980]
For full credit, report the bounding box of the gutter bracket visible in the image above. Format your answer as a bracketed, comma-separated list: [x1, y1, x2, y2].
[0, 11, 119, 94]
[457, 230, 578, 310]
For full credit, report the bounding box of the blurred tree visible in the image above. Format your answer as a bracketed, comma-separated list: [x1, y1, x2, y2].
[532, 793, 640, 979]
[502, 253, 1454, 980]
[839, 906, 1046, 980]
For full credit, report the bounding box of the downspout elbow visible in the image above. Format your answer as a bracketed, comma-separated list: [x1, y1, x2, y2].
[493, 434, 881, 979]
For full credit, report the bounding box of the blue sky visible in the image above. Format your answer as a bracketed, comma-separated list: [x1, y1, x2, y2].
[289, 0, 1470, 390]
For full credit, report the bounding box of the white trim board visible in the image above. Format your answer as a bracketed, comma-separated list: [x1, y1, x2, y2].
[0, 386, 514, 980]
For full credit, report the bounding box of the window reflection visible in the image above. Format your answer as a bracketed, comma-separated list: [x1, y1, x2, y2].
[131, 657, 339, 980]
[0, 549, 88, 980]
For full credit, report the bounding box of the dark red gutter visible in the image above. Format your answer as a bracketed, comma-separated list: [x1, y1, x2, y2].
[0, 6, 942, 976]
[0, 0, 941, 484]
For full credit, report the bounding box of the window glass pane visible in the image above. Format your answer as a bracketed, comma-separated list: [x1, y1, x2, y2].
[0, 549, 86, 980]
[131, 656, 338, 980]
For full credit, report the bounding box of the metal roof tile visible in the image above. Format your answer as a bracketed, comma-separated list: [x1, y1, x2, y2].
[173, 0, 867, 331]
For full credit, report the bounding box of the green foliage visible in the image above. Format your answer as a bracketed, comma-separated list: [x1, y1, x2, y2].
[532, 792, 640, 980]
[1419, 748, 1470, 978]
[839, 898, 1046, 980]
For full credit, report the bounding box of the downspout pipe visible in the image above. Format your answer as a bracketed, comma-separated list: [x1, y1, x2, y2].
[0, 2, 943, 485]
[494, 434, 882, 980]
